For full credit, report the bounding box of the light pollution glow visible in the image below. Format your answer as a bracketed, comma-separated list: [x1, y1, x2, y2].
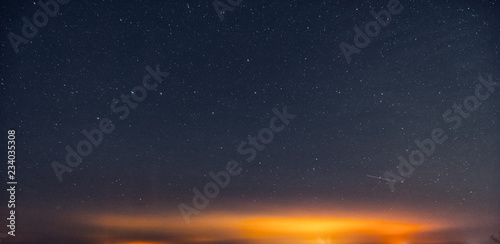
[12, 201, 493, 244]
[69, 207, 454, 244]
[91, 215, 422, 243]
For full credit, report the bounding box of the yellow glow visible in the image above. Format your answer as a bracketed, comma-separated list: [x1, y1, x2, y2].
[81, 211, 431, 244]
[238, 217, 422, 237]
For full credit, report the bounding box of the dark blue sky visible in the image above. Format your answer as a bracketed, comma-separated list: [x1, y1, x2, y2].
[1, 1, 499, 243]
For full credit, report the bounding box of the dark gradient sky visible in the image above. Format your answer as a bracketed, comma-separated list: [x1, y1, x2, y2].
[1, 0, 499, 243]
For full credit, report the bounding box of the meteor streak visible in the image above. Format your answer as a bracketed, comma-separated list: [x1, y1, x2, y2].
[367, 174, 402, 183]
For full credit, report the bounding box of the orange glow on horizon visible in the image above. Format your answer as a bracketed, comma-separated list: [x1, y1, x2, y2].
[76, 209, 443, 244]
[239, 217, 422, 236]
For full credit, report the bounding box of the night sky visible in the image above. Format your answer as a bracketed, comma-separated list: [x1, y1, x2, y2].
[1, 0, 499, 243]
